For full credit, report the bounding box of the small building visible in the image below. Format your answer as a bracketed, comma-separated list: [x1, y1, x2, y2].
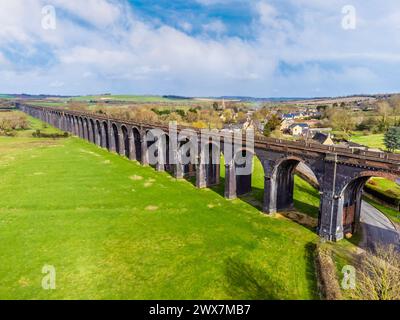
[280, 119, 294, 131]
[312, 132, 334, 145]
[282, 113, 298, 120]
[289, 123, 309, 136]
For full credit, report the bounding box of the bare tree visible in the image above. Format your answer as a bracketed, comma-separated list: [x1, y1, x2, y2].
[377, 101, 391, 129]
[327, 108, 355, 136]
[350, 244, 400, 300]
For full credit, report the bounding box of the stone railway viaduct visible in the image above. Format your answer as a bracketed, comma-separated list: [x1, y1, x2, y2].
[20, 104, 400, 242]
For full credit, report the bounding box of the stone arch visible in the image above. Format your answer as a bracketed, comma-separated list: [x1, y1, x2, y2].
[70, 116, 74, 135]
[121, 125, 130, 158]
[234, 148, 255, 195]
[265, 156, 321, 214]
[144, 129, 171, 172]
[111, 123, 120, 154]
[70, 115, 73, 133]
[72, 116, 76, 134]
[64, 115, 69, 132]
[79, 117, 84, 138]
[337, 170, 399, 195]
[131, 127, 142, 161]
[89, 119, 96, 144]
[76, 116, 81, 137]
[337, 170, 399, 236]
[95, 120, 102, 146]
[61, 113, 65, 130]
[142, 128, 156, 165]
[83, 118, 89, 140]
[165, 133, 173, 172]
[158, 133, 172, 172]
[177, 137, 197, 179]
[67, 115, 71, 132]
[77, 117, 81, 138]
[102, 121, 110, 150]
[202, 141, 221, 187]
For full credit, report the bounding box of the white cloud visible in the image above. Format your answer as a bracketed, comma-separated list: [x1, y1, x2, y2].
[202, 20, 227, 35]
[52, 0, 123, 28]
[0, 52, 9, 66]
[179, 21, 193, 33]
[195, 0, 234, 5]
[49, 80, 65, 88]
[0, 0, 399, 96]
[257, 1, 278, 26]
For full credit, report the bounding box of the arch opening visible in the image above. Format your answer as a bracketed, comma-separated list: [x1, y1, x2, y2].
[338, 171, 399, 237]
[83, 118, 89, 140]
[132, 127, 142, 162]
[102, 122, 110, 150]
[89, 119, 96, 143]
[269, 158, 321, 219]
[112, 124, 120, 154]
[275, 159, 299, 211]
[96, 121, 102, 146]
[74, 117, 79, 136]
[179, 138, 197, 179]
[340, 177, 369, 236]
[79, 117, 84, 138]
[234, 149, 254, 196]
[121, 126, 130, 158]
[204, 142, 220, 187]
[160, 134, 172, 172]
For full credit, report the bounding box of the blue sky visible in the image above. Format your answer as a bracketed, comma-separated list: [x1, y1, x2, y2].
[0, 0, 400, 97]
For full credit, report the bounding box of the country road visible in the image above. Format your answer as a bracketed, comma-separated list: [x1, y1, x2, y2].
[360, 201, 400, 251]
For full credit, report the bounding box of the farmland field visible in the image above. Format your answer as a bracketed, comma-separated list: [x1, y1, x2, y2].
[350, 133, 385, 150]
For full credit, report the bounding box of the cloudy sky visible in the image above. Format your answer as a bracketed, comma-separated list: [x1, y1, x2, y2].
[0, 0, 399, 97]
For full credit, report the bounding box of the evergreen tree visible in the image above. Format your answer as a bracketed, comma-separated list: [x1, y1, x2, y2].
[263, 114, 281, 137]
[263, 124, 271, 137]
[384, 127, 400, 152]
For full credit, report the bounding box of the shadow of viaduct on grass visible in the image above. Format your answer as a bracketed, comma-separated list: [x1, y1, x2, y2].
[223, 242, 318, 300]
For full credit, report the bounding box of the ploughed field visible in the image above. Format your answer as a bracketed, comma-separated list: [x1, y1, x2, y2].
[0, 116, 320, 299]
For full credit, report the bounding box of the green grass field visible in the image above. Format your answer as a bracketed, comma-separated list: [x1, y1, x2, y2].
[0, 115, 323, 300]
[350, 133, 386, 150]
[350, 131, 400, 153]
[366, 177, 400, 199]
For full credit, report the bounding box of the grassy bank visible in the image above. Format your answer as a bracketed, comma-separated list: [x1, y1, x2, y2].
[365, 198, 400, 224]
[0, 116, 320, 300]
[366, 178, 400, 200]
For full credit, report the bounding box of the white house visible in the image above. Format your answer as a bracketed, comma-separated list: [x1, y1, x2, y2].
[289, 123, 309, 136]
